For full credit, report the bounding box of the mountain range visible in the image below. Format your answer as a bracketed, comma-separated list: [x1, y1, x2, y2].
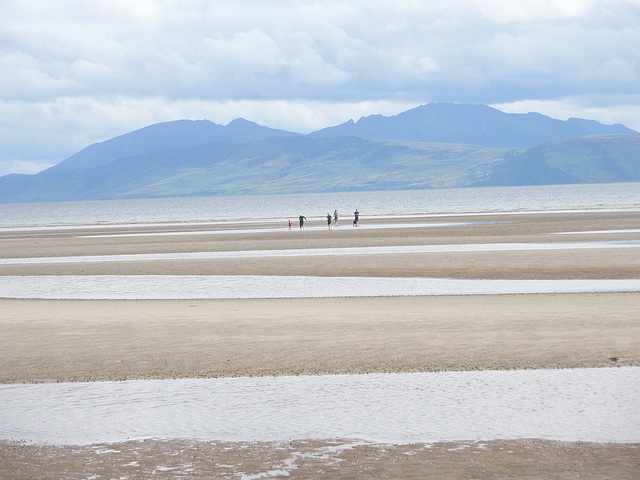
[1, 103, 638, 203]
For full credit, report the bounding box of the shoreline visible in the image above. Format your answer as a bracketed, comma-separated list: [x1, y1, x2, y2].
[2, 204, 639, 229]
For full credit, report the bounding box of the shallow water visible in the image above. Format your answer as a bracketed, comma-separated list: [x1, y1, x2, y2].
[1, 368, 637, 446]
[2, 183, 639, 228]
[2, 240, 639, 266]
[2, 275, 639, 299]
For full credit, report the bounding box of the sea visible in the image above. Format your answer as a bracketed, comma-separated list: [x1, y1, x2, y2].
[1, 182, 640, 228]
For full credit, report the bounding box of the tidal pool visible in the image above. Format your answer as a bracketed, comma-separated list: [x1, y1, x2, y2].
[1, 368, 638, 446]
[1, 275, 640, 299]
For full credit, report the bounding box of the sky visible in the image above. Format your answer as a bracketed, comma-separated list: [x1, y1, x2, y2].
[1, 0, 639, 176]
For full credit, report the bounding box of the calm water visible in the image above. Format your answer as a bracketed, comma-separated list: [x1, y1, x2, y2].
[1, 183, 639, 227]
[2, 275, 640, 300]
[1, 368, 638, 445]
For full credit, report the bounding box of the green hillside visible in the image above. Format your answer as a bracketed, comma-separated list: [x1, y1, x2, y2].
[472, 135, 640, 186]
[2, 134, 637, 202]
[1, 103, 638, 203]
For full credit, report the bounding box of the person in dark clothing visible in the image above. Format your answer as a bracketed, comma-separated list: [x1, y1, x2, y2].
[327, 213, 333, 230]
[353, 209, 359, 226]
[299, 214, 307, 230]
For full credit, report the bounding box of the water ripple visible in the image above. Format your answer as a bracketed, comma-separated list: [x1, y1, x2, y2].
[1, 275, 640, 299]
[1, 368, 638, 445]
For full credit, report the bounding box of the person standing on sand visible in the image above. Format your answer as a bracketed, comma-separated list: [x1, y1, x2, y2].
[353, 208, 359, 226]
[334, 210, 339, 226]
[288, 219, 292, 231]
[299, 214, 307, 230]
[327, 213, 333, 230]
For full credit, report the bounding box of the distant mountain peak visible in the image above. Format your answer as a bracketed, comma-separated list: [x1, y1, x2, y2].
[226, 118, 255, 126]
[310, 102, 637, 147]
[46, 117, 296, 173]
[2, 102, 639, 203]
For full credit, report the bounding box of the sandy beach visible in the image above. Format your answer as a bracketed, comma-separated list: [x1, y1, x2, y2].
[1, 293, 639, 383]
[1, 210, 639, 478]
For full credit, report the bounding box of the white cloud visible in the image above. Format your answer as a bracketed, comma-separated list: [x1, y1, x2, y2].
[1, 0, 640, 174]
[204, 29, 282, 75]
[471, 0, 597, 23]
[597, 57, 637, 83]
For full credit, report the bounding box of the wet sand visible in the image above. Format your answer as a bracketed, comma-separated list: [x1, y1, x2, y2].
[1, 210, 639, 478]
[3, 438, 639, 480]
[1, 294, 638, 383]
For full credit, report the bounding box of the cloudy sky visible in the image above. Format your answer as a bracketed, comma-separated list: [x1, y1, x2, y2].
[1, 0, 639, 176]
